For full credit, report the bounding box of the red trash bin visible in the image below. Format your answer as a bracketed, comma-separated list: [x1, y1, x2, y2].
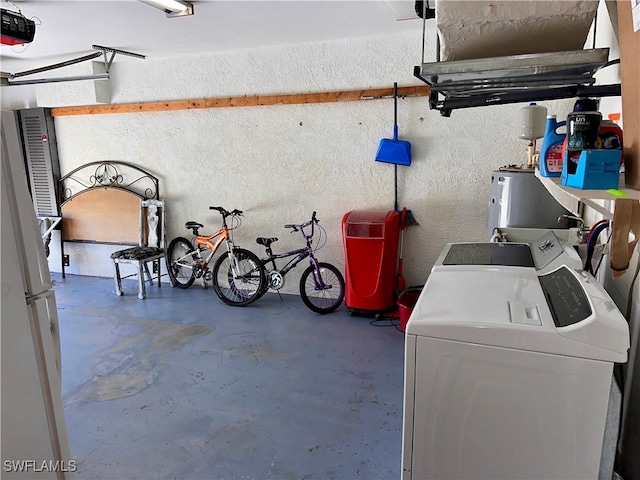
[342, 210, 401, 314]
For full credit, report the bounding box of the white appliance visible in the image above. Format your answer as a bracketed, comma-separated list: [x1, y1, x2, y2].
[402, 240, 629, 480]
[487, 167, 573, 234]
[1, 111, 73, 478]
[488, 227, 584, 272]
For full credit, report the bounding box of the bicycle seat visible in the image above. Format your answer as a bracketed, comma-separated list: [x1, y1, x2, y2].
[256, 237, 278, 247]
[185, 221, 204, 230]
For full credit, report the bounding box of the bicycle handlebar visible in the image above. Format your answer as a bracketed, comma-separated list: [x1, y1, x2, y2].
[284, 211, 319, 233]
[209, 206, 243, 217]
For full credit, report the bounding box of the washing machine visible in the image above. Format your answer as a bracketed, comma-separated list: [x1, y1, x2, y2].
[434, 230, 583, 275]
[488, 227, 584, 274]
[402, 240, 629, 480]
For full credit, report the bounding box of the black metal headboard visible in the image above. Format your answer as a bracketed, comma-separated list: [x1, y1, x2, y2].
[59, 161, 159, 205]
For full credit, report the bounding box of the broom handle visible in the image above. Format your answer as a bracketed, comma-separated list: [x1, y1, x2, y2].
[395, 164, 398, 211]
[394, 81, 399, 210]
[394, 82, 398, 130]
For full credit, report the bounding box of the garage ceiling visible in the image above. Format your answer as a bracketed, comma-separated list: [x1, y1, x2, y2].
[0, 0, 426, 74]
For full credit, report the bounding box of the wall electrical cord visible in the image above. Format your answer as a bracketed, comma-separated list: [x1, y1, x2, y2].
[625, 249, 640, 320]
[585, 220, 611, 275]
[370, 316, 403, 332]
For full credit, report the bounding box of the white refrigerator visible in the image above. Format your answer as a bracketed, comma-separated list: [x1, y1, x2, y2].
[1, 110, 73, 479]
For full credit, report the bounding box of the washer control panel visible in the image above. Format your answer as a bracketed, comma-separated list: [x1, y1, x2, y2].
[539, 266, 592, 327]
[530, 231, 564, 270]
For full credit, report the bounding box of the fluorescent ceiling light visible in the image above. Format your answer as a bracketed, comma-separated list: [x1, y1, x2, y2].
[139, 0, 194, 18]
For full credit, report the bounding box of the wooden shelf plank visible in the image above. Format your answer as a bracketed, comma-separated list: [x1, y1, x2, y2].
[535, 168, 640, 219]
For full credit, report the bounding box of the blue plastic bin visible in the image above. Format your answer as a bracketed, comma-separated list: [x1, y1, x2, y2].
[561, 149, 622, 190]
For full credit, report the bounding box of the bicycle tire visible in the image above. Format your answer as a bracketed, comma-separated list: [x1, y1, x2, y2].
[299, 262, 345, 314]
[166, 237, 197, 288]
[212, 248, 266, 306]
[252, 279, 270, 302]
[250, 265, 275, 302]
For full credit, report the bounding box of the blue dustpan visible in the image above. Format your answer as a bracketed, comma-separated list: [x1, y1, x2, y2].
[375, 83, 412, 166]
[375, 125, 412, 166]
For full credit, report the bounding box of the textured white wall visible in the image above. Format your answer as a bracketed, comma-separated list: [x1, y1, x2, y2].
[36, 32, 570, 293]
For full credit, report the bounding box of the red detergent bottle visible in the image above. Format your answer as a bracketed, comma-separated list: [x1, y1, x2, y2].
[598, 114, 624, 165]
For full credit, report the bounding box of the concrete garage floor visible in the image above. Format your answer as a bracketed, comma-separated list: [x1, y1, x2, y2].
[53, 273, 405, 480]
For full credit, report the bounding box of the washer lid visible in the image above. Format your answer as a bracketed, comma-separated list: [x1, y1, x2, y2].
[407, 266, 629, 362]
[441, 242, 534, 267]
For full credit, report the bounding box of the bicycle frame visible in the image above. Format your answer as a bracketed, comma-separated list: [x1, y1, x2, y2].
[173, 219, 237, 277]
[263, 247, 310, 277]
[261, 222, 329, 291]
[193, 227, 231, 268]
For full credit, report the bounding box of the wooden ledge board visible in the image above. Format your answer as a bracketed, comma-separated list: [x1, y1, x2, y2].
[50, 85, 431, 117]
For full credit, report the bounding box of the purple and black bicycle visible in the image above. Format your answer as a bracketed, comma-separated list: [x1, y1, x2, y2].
[253, 211, 345, 314]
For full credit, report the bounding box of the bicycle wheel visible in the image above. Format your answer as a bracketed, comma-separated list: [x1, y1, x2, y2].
[299, 262, 345, 314]
[212, 248, 265, 306]
[167, 237, 196, 288]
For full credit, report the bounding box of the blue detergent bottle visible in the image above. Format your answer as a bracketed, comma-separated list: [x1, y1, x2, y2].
[539, 115, 566, 177]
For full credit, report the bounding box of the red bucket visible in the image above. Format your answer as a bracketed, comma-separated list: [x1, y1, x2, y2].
[397, 288, 422, 333]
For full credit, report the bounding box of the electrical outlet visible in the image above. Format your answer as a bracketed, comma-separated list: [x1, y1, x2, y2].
[152, 261, 158, 274]
[63, 254, 70, 267]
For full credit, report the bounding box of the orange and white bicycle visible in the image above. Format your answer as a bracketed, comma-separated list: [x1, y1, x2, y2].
[166, 206, 265, 306]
